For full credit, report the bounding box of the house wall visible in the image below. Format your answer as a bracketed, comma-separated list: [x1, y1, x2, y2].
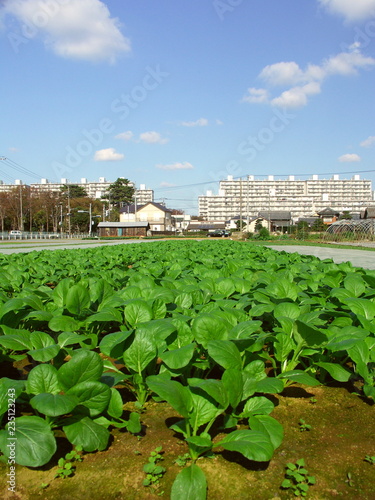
[99, 226, 147, 237]
[136, 205, 172, 231]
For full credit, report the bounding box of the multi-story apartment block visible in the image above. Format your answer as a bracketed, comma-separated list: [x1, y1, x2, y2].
[199, 174, 375, 221]
[0, 177, 154, 204]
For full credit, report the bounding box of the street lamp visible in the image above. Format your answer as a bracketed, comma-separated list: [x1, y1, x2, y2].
[77, 203, 92, 236]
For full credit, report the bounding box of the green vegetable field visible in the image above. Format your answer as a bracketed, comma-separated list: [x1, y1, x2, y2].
[0, 240, 374, 499]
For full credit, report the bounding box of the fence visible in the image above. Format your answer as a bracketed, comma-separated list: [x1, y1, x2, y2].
[0, 232, 93, 241]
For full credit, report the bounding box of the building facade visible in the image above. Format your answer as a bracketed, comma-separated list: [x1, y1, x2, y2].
[0, 177, 154, 204]
[199, 174, 375, 221]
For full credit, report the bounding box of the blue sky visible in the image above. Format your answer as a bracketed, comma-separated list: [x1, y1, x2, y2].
[1, 0, 375, 213]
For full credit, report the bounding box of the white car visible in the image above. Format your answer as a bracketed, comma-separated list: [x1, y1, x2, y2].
[9, 230, 22, 236]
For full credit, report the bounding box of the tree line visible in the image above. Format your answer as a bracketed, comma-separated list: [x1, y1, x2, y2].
[0, 178, 135, 233]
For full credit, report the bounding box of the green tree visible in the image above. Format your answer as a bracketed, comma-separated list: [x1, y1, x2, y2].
[311, 218, 325, 232]
[339, 211, 352, 220]
[60, 185, 88, 198]
[103, 178, 135, 208]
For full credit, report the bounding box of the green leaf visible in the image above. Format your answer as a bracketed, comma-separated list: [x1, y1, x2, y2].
[191, 313, 230, 348]
[242, 396, 274, 417]
[58, 350, 104, 390]
[274, 333, 295, 363]
[207, 340, 242, 370]
[266, 279, 300, 301]
[0, 416, 56, 467]
[65, 284, 91, 316]
[124, 300, 153, 327]
[216, 429, 274, 462]
[160, 344, 196, 370]
[49, 315, 80, 332]
[171, 464, 207, 500]
[256, 377, 284, 394]
[127, 412, 141, 434]
[123, 329, 157, 374]
[249, 414, 284, 450]
[279, 370, 320, 386]
[147, 375, 193, 418]
[27, 331, 60, 362]
[30, 393, 79, 417]
[274, 302, 300, 320]
[0, 330, 32, 351]
[343, 275, 366, 297]
[26, 364, 61, 395]
[189, 390, 222, 428]
[342, 298, 375, 320]
[0, 378, 25, 417]
[107, 388, 123, 419]
[315, 362, 351, 382]
[99, 330, 133, 358]
[295, 321, 327, 347]
[222, 369, 243, 409]
[66, 381, 111, 417]
[188, 379, 229, 409]
[63, 416, 110, 452]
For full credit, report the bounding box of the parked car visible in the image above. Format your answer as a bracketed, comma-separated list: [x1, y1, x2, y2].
[207, 230, 231, 238]
[9, 230, 22, 237]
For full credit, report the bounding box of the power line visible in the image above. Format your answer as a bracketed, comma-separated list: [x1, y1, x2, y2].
[153, 168, 375, 192]
[0, 157, 44, 182]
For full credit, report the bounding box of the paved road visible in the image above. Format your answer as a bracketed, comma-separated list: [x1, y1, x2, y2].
[0, 238, 150, 254]
[268, 245, 375, 270]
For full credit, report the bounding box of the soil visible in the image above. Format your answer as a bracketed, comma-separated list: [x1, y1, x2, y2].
[1, 383, 374, 500]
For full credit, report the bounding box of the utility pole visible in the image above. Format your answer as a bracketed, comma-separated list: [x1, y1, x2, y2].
[67, 185, 71, 237]
[19, 184, 24, 231]
[239, 178, 243, 231]
[246, 175, 250, 232]
[89, 203, 92, 237]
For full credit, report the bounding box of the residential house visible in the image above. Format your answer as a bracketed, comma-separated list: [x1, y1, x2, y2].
[317, 207, 340, 225]
[97, 221, 150, 237]
[258, 211, 292, 232]
[120, 202, 173, 232]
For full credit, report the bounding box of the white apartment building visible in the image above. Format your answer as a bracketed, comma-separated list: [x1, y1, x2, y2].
[0, 177, 154, 204]
[199, 174, 375, 221]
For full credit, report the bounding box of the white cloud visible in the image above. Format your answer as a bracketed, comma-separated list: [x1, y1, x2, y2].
[139, 131, 169, 144]
[2, 0, 131, 63]
[115, 131, 133, 141]
[271, 82, 321, 108]
[244, 45, 375, 109]
[156, 162, 194, 171]
[318, 0, 375, 22]
[242, 88, 269, 104]
[181, 118, 208, 127]
[94, 148, 124, 161]
[360, 135, 375, 147]
[160, 181, 175, 187]
[216, 119, 223, 125]
[338, 153, 361, 162]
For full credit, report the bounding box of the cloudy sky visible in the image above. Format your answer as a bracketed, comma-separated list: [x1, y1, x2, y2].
[1, 0, 375, 213]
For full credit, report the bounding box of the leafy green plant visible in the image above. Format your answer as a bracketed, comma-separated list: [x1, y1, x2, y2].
[174, 453, 191, 467]
[281, 459, 316, 497]
[345, 471, 354, 487]
[55, 446, 83, 479]
[299, 419, 312, 432]
[364, 455, 375, 464]
[143, 446, 166, 490]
